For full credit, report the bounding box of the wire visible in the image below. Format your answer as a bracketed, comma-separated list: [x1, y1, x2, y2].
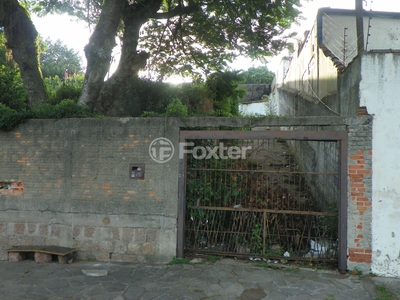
[305, 80, 345, 117]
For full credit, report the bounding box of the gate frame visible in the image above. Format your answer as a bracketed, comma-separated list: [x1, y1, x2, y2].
[177, 130, 348, 273]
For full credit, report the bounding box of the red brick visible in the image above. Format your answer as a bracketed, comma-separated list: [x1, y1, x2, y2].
[349, 155, 363, 160]
[14, 223, 25, 235]
[84, 226, 95, 238]
[356, 197, 369, 201]
[349, 248, 365, 254]
[51, 225, 61, 237]
[39, 224, 48, 235]
[351, 183, 365, 188]
[357, 224, 363, 229]
[349, 165, 364, 170]
[27, 223, 36, 234]
[357, 169, 371, 175]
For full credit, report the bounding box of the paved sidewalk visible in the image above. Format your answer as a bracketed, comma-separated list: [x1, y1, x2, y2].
[0, 258, 399, 300]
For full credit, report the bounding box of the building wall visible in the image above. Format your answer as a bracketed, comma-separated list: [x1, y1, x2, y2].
[359, 53, 400, 277]
[281, 22, 338, 101]
[320, 10, 400, 66]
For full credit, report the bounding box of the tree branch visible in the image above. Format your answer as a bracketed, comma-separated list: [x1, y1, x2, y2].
[151, 2, 200, 19]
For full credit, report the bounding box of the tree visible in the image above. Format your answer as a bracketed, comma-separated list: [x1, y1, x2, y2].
[14, 0, 301, 115]
[39, 38, 84, 79]
[0, 32, 27, 110]
[239, 66, 275, 84]
[206, 71, 245, 116]
[0, 0, 47, 106]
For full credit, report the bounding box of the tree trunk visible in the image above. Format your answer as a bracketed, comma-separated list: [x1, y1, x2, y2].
[92, 7, 153, 116]
[78, 0, 126, 110]
[81, 0, 162, 116]
[0, 0, 47, 107]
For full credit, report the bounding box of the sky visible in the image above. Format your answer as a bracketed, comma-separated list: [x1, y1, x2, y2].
[31, 0, 400, 79]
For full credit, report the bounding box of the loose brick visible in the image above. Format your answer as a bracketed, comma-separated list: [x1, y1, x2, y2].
[8, 252, 25, 262]
[34, 252, 53, 263]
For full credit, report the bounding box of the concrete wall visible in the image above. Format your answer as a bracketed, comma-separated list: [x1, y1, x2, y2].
[359, 53, 400, 277]
[0, 118, 180, 263]
[281, 22, 338, 100]
[320, 9, 400, 66]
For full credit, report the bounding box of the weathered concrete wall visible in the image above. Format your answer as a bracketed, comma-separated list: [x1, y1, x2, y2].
[281, 21, 338, 100]
[0, 116, 373, 272]
[359, 53, 400, 277]
[0, 118, 180, 263]
[274, 87, 339, 117]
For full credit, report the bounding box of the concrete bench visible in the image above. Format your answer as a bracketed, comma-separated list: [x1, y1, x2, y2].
[6, 246, 76, 264]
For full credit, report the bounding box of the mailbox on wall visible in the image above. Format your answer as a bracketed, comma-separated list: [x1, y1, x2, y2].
[129, 164, 145, 179]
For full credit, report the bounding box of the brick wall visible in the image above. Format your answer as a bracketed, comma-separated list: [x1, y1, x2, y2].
[0, 118, 179, 263]
[347, 122, 373, 270]
[0, 116, 373, 270]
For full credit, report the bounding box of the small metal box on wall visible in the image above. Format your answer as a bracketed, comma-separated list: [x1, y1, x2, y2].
[129, 164, 145, 179]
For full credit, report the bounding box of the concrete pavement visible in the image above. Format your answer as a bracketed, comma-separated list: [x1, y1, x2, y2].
[0, 258, 399, 300]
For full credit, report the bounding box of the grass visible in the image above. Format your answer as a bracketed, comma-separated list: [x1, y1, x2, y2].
[374, 284, 397, 300]
[257, 262, 280, 270]
[206, 255, 220, 264]
[283, 267, 300, 273]
[169, 257, 190, 265]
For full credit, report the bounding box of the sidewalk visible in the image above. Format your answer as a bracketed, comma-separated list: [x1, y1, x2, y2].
[0, 258, 399, 300]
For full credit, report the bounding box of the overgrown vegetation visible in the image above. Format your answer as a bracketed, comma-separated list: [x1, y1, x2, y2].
[375, 284, 397, 300]
[0, 30, 275, 130]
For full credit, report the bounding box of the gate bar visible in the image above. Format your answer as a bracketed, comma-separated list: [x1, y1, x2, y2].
[178, 129, 348, 272]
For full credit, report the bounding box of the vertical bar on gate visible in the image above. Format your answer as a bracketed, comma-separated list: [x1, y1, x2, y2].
[338, 136, 348, 274]
[263, 211, 267, 256]
[177, 137, 186, 258]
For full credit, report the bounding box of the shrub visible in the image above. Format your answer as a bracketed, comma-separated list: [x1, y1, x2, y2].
[0, 104, 26, 131]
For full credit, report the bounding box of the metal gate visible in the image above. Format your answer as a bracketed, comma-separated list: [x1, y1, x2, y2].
[177, 130, 347, 271]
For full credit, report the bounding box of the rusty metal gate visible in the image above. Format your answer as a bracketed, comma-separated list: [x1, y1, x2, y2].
[177, 130, 347, 271]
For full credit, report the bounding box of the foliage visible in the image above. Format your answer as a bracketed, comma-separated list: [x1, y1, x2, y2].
[0, 100, 96, 131]
[124, 78, 177, 117]
[239, 66, 275, 84]
[31, 100, 94, 119]
[44, 74, 84, 104]
[39, 37, 84, 79]
[375, 284, 397, 300]
[251, 216, 263, 254]
[29, 0, 301, 98]
[0, 65, 28, 111]
[165, 98, 188, 117]
[206, 71, 245, 116]
[169, 257, 190, 265]
[0, 33, 28, 111]
[0, 104, 27, 131]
